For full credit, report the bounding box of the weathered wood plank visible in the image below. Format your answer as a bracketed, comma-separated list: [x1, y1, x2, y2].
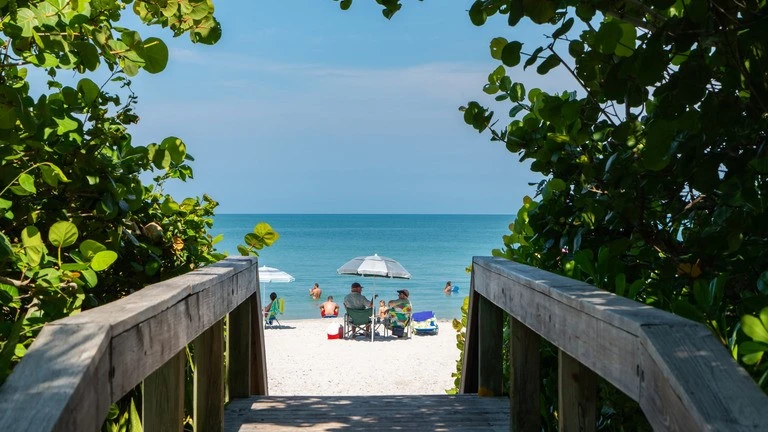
[472, 256, 768, 431]
[0, 323, 111, 432]
[249, 290, 268, 395]
[473, 258, 641, 399]
[477, 294, 504, 397]
[111, 262, 256, 399]
[639, 324, 768, 431]
[194, 319, 224, 432]
[558, 350, 596, 432]
[143, 350, 185, 432]
[228, 295, 251, 399]
[459, 270, 479, 394]
[225, 394, 510, 432]
[510, 318, 540, 432]
[473, 257, 685, 334]
[0, 257, 260, 432]
[59, 257, 257, 335]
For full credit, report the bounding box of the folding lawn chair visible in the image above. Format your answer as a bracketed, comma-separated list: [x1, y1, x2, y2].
[385, 301, 412, 338]
[344, 308, 377, 339]
[265, 297, 284, 327]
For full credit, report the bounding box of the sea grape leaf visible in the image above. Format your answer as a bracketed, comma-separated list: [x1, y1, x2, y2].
[142, 37, 168, 73]
[490, 37, 507, 60]
[91, 250, 118, 271]
[49, 221, 79, 248]
[501, 42, 523, 68]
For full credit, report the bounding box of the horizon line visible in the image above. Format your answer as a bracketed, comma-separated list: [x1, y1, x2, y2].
[214, 212, 514, 216]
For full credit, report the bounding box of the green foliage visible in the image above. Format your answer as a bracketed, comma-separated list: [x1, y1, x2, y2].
[446, 295, 469, 394]
[0, 0, 226, 384]
[237, 222, 279, 257]
[462, 0, 768, 426]
[347, 0, 768, 427]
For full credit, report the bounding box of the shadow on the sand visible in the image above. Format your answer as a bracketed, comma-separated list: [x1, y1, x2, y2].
[264, 324, 296, 330]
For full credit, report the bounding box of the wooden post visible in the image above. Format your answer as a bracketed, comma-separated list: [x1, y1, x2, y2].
[194, 319, 224, 432]
[228, 297, 252, 399]
[460, 269, 480, 394]
[559, 349, 597, 432]
[249, 291, 268, 395]
[510, 318, 541, 432]
[143, 350, 185, 432]
[477, 294, 504, 397]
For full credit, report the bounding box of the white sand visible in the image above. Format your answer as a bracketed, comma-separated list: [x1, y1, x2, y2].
[263, 318, 460, 396]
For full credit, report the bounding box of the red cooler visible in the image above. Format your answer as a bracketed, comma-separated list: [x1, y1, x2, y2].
[326, 323, 343, 339]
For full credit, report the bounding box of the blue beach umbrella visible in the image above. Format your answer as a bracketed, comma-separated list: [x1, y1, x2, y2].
[337, 254, 411, 341]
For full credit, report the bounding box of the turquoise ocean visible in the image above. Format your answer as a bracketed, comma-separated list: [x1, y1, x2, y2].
[211, 214, 512, 321]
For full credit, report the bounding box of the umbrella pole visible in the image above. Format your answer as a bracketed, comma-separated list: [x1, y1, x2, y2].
[371, 278, 376, 342]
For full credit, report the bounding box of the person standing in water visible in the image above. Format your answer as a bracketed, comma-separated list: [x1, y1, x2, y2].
[309, 283, 322, 300]
[443, 281, 453, 294]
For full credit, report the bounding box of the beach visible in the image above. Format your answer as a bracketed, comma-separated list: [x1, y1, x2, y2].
[263, 319, 460, 396]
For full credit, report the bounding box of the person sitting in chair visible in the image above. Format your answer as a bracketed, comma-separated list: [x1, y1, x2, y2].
[343, 282, 372, 310]
[344, 282, 374, 333]
[320, 296, 339, 318]
[386, 289, 412, 337]
[388, 289, 411, 309]
[264, 292, 277, 317]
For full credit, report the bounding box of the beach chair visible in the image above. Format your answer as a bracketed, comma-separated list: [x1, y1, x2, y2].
[265, 297, 284, 327]
[385, 301, 412, 338]
[412, 311, 439, 335]
[344, 308, 375, 339]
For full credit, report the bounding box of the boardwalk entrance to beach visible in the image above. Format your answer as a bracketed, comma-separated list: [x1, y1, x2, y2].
[2, 257, 768, 431]
[225, 395, 509, 431]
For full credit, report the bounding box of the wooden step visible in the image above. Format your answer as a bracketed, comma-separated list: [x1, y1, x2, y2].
[225, 394, 509, 431]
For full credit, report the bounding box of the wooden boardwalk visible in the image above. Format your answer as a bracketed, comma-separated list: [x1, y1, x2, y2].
[225, 394, 509, 431]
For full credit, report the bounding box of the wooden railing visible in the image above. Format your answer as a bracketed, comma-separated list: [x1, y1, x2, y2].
[461, 256, 768, 431]
[0, 256, 266, 431]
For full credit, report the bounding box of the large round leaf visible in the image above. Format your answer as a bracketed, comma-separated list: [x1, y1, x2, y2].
[142, 37, 168, 73]
[91, 250, 118, 271]
[49, 221, 79, 248]
[501, 41, 522, 67]
[254, 222, 279, 246]
[244, 233, 265, 249]
[22, 226, 44, 267]
[18, 173, 36, 193]
[490, 37, 508, 60]
[742, 314, 768, 344]
[162, 136, 186, 164]
[80, 239, 107, 259]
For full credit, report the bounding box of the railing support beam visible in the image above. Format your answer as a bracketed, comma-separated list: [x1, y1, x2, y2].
[249, 291, 268, 395]
[559, 349, 597, 432]
[228, 297, 252, 399]
[460, 271, 480, 394]
[143, 349, 185, 432]
[477, 294, 504, 396]
[194, 318, 224, 431]
[510, 318, 541, 432]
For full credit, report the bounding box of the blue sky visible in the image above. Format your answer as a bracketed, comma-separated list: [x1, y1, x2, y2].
[126, 1, 574, 214]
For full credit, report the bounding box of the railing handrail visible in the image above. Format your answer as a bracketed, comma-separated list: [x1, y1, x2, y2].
[463, 256, 768, 431]
[0, 256, 262, 431]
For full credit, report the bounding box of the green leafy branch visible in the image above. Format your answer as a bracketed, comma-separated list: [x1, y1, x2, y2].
[237, 223, 279, 257]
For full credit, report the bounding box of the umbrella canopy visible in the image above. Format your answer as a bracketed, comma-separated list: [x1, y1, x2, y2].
[259, 266, 295, 283]
[336, 254, 411, 279]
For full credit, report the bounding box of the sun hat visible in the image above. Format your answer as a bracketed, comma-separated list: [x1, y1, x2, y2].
[397, 289, 409, 297]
